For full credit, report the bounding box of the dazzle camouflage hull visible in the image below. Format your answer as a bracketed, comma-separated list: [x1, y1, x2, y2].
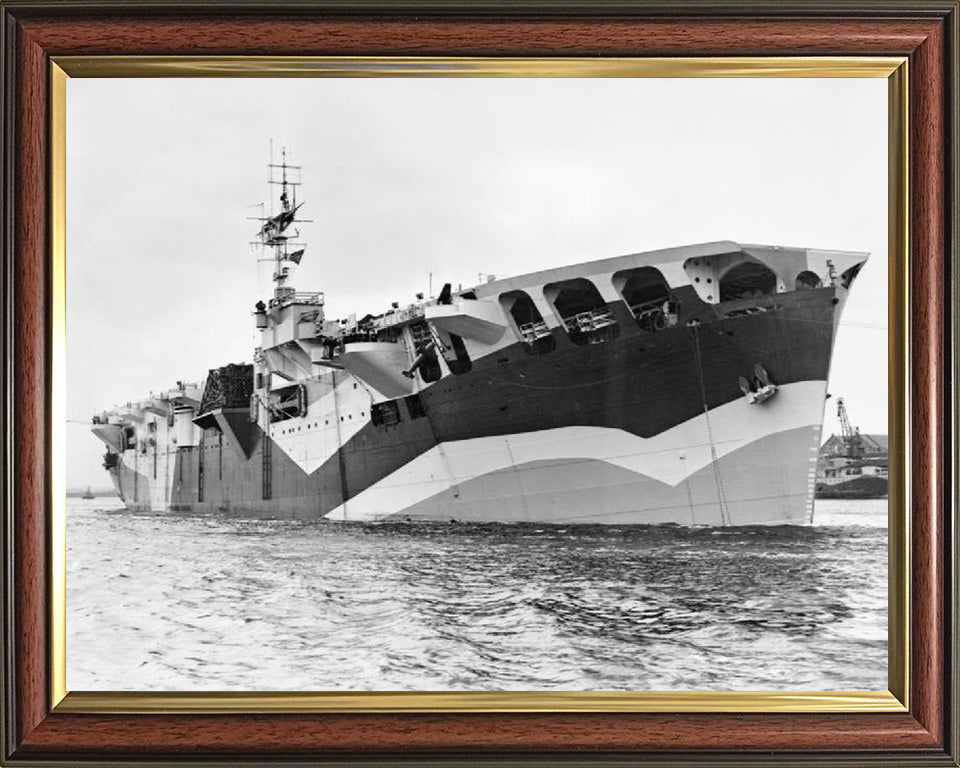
[92, 158, 867, 525]
[95, 254, 863, 525]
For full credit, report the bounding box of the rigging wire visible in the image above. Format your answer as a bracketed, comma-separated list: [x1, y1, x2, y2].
[688, 321, 731, 526]
[777, 315, 887, 331]
[679, 453, 697, 524]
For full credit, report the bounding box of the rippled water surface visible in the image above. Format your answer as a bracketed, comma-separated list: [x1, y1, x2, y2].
[67, 499, 887, 690]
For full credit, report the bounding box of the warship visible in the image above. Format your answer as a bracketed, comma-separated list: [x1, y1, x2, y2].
[91, 154, 868, 525]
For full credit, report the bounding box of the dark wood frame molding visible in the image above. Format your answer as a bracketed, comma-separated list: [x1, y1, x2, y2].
[1, 2, 957, 765]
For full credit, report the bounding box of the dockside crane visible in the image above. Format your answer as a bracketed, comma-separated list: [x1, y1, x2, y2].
[836, 398, 865, 459]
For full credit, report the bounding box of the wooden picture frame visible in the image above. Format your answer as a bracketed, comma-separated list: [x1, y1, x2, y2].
[1, 2, 957, 765]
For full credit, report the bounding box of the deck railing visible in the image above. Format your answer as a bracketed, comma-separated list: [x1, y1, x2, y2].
[270, 290, 324, 309]
[518, 320, 552, 344]
[562, 308, 617, 333]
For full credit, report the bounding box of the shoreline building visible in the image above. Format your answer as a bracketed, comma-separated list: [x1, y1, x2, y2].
[816, 400, 888, 499]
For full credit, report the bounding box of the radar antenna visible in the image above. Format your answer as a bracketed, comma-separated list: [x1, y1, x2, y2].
[249, 145, 313, 304]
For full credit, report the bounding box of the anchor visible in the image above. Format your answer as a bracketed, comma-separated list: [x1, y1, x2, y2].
[739, 363, 778, 405]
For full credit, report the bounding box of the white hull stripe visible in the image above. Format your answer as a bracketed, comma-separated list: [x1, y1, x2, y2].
[270, 374, 370, 475]
[325, 379, 827, 521]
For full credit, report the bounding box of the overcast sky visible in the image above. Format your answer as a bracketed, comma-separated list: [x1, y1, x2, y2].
[66, 77, 888, 490]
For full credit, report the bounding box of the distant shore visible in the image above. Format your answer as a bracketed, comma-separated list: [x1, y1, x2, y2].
[66, 489, 116, 498]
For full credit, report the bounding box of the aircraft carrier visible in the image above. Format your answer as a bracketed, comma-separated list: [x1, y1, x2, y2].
[92, 153, 868, 525]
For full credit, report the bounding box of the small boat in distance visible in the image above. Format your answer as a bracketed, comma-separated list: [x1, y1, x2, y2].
[81, 486, 95, 500]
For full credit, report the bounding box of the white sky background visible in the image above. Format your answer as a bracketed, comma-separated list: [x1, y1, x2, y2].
[66, 77, 888, 490]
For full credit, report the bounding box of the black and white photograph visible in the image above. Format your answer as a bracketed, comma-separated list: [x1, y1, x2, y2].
[65, 75, 888, 692]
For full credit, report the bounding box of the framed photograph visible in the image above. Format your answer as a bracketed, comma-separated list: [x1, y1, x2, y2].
[2, 2, 957, 766]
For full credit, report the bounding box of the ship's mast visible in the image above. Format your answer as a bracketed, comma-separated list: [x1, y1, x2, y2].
[254, 146, 310, 305]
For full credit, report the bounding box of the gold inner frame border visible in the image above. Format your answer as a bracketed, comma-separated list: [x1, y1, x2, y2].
[48, 55, 909, 714]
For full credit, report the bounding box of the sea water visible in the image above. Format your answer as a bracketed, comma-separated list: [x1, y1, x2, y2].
[66, 499, 887, 691]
